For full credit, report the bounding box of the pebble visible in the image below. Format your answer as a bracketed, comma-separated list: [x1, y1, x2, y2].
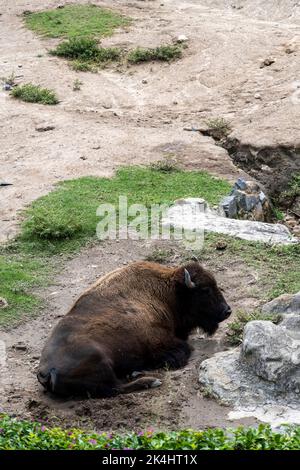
[0, 297, 8, 308]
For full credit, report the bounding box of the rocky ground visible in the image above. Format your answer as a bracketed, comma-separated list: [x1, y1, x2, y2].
[0, 0, 299, 431]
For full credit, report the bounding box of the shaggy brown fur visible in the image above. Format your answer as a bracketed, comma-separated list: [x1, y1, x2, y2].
[37, 261, 231, 397]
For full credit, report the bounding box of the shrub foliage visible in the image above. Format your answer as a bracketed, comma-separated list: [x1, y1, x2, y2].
[0, 415, 300, 450]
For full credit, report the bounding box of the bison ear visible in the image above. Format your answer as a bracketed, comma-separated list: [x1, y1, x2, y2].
[184, 268, 196, 289]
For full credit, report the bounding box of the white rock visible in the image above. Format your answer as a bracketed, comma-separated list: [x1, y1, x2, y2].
[162, 198, 297, 244]
[176, 34, 189, 43]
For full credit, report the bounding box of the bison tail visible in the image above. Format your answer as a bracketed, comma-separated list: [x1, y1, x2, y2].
[37, 368, 57, 393]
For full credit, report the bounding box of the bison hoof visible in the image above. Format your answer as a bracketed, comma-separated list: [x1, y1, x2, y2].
[150, 379, 162, 388]
[132, 371, 144, 378]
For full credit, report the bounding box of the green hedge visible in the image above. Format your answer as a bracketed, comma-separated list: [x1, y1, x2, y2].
[0, 415, 300, 450]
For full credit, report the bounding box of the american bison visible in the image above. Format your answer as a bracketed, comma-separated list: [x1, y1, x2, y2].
[37, 261, 231, 397]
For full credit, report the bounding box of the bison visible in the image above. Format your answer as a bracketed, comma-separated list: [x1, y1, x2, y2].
[37, 261, 231, 397]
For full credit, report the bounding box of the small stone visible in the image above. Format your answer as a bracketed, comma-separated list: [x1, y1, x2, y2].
[261, 164, 272, 173]
[80, 156, 87, 160]
[0, 297, 8, 309]
[260, 58, 275, 68]
[35, 125, 55, 132]
[259, 191, 267, 204]
[176, 34, 189, 43]
[216, 240, 227, 251]
[235, 178, 247, 190]
[254, 93, 262, 99]
[13, 342, 28, 352]
[142, 79, 148, 84]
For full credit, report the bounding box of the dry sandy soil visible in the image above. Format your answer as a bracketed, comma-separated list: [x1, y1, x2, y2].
[1, 0, 299, 241]
[0, 0, 300, 432]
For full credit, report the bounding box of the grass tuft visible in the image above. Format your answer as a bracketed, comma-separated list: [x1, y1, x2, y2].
[128, 45, 183, 63]
[11, 83, 58, 105]
[50, 37, 122, 66]
[205, 117, 232, 140]
[150, 155, 180, 173]
[51, 37, 100, 60]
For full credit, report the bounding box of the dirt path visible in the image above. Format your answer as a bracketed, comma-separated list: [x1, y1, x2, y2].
[0, 238, 262, 431]
[1, 0, 299, 241]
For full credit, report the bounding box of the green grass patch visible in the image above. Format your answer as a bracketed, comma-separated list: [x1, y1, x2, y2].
[20, 166, 230, 251]
[128, 45, 183, 63]
[24, 5, 130, 38]
[11, 83, 58, 105]
[0, 247, 50, 328]
[0, 415, 300, 450]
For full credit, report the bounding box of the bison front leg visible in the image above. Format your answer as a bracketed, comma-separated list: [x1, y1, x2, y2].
[119, 376, 162, 394]
[154, 340, 191, 369]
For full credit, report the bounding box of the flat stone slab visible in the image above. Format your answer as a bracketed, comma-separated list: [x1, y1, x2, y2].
[162, 198, 298, 244]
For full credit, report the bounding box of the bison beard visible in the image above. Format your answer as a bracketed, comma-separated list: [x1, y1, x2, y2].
[37, 261, 231, 398]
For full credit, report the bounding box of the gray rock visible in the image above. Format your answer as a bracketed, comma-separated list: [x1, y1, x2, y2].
[235, 177, 248, 190]
[220, 178, 272, 222]
[280, 314, 300, 335]
[262, 292, 300, 315]
[199, 316, 300, 425]
[241, 321, 300, 389]
[221, 195, 237, 218]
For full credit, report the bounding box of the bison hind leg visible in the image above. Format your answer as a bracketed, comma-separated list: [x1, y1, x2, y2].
[119, 376, 162, 394]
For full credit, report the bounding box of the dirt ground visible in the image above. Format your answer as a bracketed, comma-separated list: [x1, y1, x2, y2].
[0, 239, 261, 431]
[0, 0, 299, 432]
[1, 0, 299, 241]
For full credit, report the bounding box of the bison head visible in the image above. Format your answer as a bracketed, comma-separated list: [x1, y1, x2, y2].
[175, 261, 231, 336]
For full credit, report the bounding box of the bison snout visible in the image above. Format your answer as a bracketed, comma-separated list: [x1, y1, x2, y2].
[223, 305, 232, 320]
[37, 368, 57, 393]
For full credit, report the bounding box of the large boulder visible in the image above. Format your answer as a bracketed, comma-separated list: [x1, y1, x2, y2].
[241, 321, 300, 390]
[261, 292, 300, 316]
[199, 314, 300, 425]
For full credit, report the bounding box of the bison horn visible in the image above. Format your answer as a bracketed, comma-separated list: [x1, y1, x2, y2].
[184, 268, 195, 289]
